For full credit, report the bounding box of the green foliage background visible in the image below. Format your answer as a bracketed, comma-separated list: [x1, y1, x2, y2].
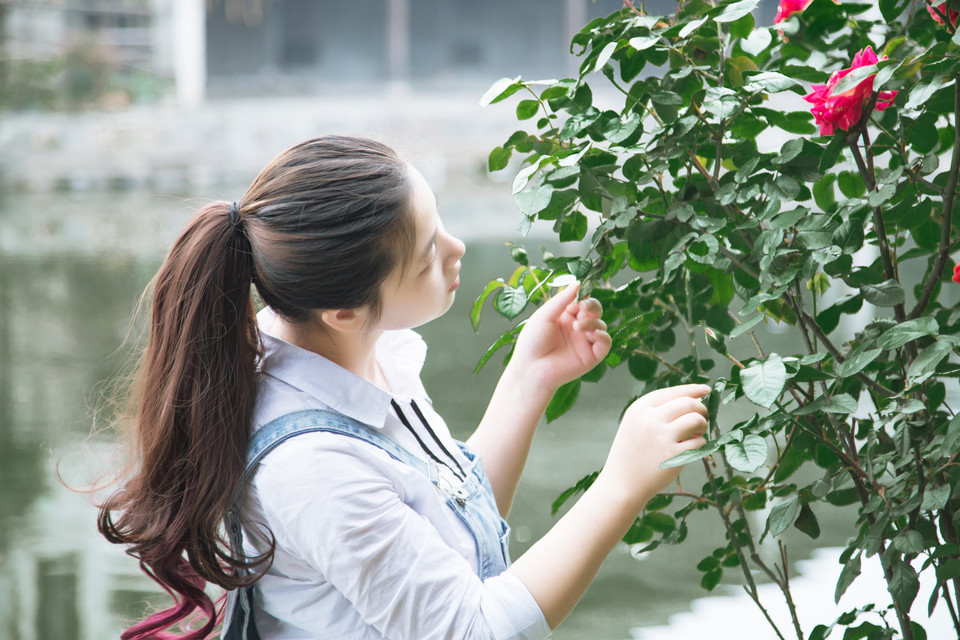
[475, 1, 960, 638]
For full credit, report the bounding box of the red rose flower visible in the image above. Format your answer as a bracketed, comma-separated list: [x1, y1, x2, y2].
[927, 1, 959, 27]
[952, 262, 960, 284]
[803, 47, 898, 137]
[774, 0, 812, 23]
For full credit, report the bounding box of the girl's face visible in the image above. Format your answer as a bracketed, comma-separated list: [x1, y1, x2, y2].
[376, 165, 465, 331]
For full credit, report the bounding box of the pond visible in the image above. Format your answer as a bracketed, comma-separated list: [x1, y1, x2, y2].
[0, 185, 950, 640]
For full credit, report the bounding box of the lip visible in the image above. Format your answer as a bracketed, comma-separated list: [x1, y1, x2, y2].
[449, 264, 461, 292]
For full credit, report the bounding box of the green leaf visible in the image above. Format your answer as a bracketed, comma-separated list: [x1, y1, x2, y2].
[559, 210, 588, 242]
[731, 313, 763, 338]
[835, 553, 861, 603]
[494, 286, 528, 320]
[818, 135, 845, 173]
[697, 555, 720, 572]
[836, 348, 881, 378]
[515, 183, 555, 217]
[860, 280, 905, 308]
[740, 28, 772, 56]
[559, 109, 601, 140]
[906, 341, 952, 384]
[474, 326, 519, 374]
[741, 353, 787, 408]
[743, 71, 801, 94]
[724, 434, 768, 473]
[678, 18, 707, 39]
[687, 235, 719, 264]
[837, 171, 866, 198]
[877, 317, 938, 349]
[551, 471, 598, 514]
[894, 530, 924, 555]
[715, 0, 759, 23]
[794, 503, 821, 539]
[879, 0, 910, 21]
[904, 79, 945, 112]
[887, 558, 920, 611]
[629, 35, 660, 51]
[480, 76, 523, 106]
[831, 219, 864, 254]
[660, 441, 720, 469]
[795, 393, 859, 415]
[590, 41, 618, 74]
[628, 353, 658, 381]
[909, 112, 939, 155]
[867, 184, 896, 207]
[767, 494, 799, 537]
[921, 484, 951, 511]
[489, 146, 512, 172]
[471, 280, 506, 330]
[546, 380, 580, 422]
[701, 568, 723, 591]
[941, 414, 960, 456]
[831, 64, 877, 96]
[516, 99, 540, 120]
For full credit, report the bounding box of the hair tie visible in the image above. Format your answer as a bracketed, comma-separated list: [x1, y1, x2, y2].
[228, 201, 243, 231]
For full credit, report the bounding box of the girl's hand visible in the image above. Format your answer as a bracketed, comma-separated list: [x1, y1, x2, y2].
[510, 284, 611, 391]
[597, 384, 710, 510]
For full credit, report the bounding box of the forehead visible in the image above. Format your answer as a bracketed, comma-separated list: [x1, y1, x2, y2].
[405, 165, 438, 239]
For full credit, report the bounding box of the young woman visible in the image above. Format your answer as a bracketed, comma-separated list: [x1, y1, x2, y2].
[98, 135, 709, 640]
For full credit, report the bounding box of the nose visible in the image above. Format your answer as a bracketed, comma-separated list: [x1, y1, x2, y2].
[443, 230, 466, 264]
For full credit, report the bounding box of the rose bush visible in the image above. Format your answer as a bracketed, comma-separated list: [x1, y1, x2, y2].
[475, 0, 960, 638]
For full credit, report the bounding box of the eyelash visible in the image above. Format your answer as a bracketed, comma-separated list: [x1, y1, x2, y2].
[424, 245, 437, 269]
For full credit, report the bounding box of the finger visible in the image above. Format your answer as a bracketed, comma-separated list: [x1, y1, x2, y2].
[640, 384, 711, 408]
[591, 330, 612, 360]
[668, 412, 709, 442]
[532, 283, 580, 322]
[573, 317, 607, 332]
[658, 395, 709, 422]
[675, 433, 708, 452]
[576, 297, 603, 318]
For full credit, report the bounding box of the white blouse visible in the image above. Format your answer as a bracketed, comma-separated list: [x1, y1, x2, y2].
[241, 308, 551, 640]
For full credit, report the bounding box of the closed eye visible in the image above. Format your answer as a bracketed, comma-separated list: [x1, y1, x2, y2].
[422, 245, 437, 271]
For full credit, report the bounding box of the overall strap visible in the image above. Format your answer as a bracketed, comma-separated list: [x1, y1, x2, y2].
[223, 409, 433, 640]
[228, 408, 431, 540]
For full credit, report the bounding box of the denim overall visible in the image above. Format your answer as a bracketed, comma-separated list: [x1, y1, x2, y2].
[222, 409, 512, 640]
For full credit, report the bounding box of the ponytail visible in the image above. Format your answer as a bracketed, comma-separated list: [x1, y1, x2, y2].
[98, 200, 270, 639]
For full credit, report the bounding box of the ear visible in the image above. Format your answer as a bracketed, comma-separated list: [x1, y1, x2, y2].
[319, 307, 370, 333]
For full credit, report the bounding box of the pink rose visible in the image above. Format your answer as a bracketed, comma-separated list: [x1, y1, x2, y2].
[953, 263, 960, 284]
[927, 1, 959, 27]
[774, 0, 812, 23]
[802, 47, 898, 137]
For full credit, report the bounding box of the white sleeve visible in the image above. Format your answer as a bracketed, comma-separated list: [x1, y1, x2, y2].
[253, 433, 551, 640]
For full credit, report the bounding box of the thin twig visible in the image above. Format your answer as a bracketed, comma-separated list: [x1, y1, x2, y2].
[908, 77, 960, 320]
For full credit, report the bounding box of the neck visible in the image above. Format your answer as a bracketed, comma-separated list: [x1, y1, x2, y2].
[275, 318, 387, 389]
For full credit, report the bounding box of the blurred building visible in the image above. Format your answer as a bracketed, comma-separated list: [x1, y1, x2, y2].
[2, 0, 633, 106]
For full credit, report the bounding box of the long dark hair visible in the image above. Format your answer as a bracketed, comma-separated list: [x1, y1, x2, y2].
[98, 136, 415, 639]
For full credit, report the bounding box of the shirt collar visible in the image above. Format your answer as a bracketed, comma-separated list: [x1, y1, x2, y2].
[255, 307, 428, 429]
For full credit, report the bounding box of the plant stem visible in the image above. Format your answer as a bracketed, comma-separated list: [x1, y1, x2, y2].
[792, 304, 896, 399]
[942, 580, 960, 632]
[702, 458, 789, 640]
[846, 136, 906, 325]
[908, 77, 960, 320]
[719, 458, 805, 640]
